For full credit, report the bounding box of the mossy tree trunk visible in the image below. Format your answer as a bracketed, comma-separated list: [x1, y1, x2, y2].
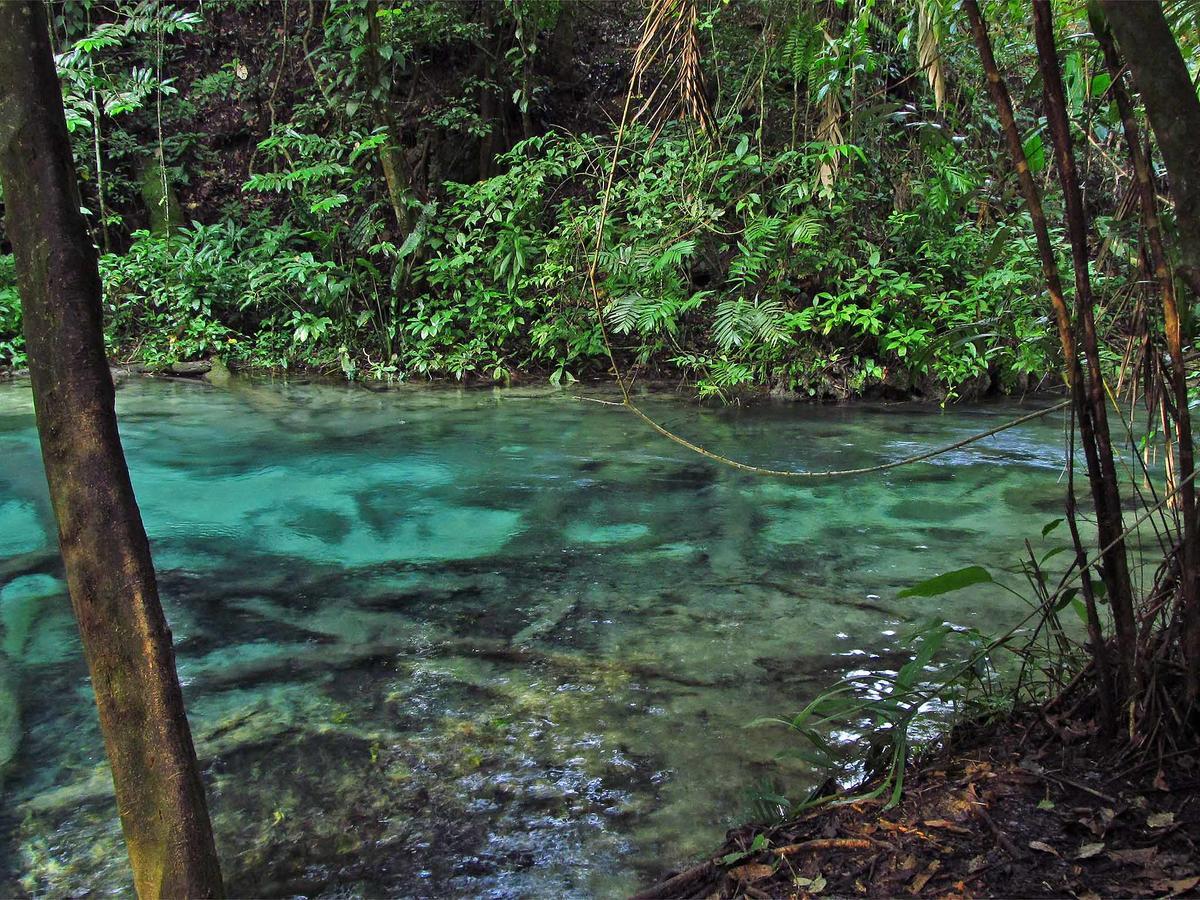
[364, 0, 411, 242]
[1092, 4, 1200, 700]
[138, 155, 184, 235]
[0, 4, 224, 897]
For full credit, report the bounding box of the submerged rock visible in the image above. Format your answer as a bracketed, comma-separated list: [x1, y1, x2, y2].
[512, 594, 579, 645]
[1, 574, 68, 661]
[168, 360, 213, 376]
[0, 655, 18, 769]
[203, 357, 233, 387]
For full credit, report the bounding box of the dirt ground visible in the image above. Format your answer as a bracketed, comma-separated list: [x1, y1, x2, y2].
[634, 712, 1199, 899]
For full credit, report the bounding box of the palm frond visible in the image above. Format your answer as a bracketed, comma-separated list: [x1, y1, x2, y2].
[632, 0, 716, 136]
[916, 0, 947, 111]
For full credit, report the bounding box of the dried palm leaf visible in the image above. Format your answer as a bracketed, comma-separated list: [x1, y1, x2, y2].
[632, 0, 716, 136]
[916, 0, 946, 110]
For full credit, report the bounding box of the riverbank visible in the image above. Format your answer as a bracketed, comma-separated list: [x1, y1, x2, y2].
[0, 357, 1060, 408]
[636, 705, 1200, 899]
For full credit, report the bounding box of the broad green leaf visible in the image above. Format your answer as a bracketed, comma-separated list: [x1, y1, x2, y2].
[898, 565, 992, 598]
[1023, 133, 1046, 174]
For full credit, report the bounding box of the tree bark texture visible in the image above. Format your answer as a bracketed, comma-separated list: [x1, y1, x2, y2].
[964, 0, 1133, 716]
[364, 0, 412, 241]
[1098, 0, 1200, 303]
[1032, 0, 1137, 694]
[1092, 3, 1200, 696]
[0, 3, 224, 896]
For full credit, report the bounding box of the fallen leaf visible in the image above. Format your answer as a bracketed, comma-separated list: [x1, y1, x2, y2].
[1029, 840, 1059, 856]
[1166, 875, 1200, 895]
[908, 861, 941, 894]
[729, 863, 774, 883]
[1147, 811, 1175, 829]
[1075, 842, 1105, 860]
[924, 818, 971, 835]
[795, 873, 827, 893]
[1107, 847, 1156, 866]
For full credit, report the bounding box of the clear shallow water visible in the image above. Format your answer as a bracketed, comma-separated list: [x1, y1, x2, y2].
[0, 377, 1080, 897]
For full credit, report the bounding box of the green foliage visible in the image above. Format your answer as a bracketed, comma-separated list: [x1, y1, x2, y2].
[751, 617, 997, 809]
[0, 0, 1090, 399]
[98, 222, 359, 370]
[0, 256, 26, 369]
[897, 565, 994, 598]
[405, 123, 1052, 394]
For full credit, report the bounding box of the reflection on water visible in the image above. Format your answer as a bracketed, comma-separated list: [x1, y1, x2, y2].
[0, 378, 1076, 896]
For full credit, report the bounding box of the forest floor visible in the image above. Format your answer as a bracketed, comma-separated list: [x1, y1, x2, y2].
[635, 709, 1200, 899]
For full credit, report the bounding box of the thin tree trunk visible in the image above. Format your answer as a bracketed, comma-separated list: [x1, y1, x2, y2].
[86, 31, 111, 254]
[963, 1, 1077, 372]
[1093, 5, 1200, 696]
[364, 0, 411, 241]
[0, 4, 224, 897]
[963, 0, 1128, 721]
[1097, 0, 1200, 304]
[1032, 0, 1137, 694]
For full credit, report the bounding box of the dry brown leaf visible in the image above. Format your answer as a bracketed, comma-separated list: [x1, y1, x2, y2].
[729, 862, 774, 883]
[1107, 847, 1157, 867]
[1029, 840, 1059, 856]
[908, 861, 941, 894]
[1166, 875, 1200, 895]
[1075, 842, 1105, 860]
[923, 818, 971, 835]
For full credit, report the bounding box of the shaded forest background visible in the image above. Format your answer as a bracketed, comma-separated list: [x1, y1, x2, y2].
[2, 0, 1160, 400]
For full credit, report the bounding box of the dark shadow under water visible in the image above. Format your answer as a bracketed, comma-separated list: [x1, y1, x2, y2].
[0, 379, 1099, 897]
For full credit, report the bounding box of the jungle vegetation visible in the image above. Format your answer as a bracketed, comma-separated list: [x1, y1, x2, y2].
[4, 0, 1200, 896]
[1, 0, 1151, 400]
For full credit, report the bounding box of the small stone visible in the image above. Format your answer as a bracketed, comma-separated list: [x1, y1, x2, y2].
[527, 782, 564, 802]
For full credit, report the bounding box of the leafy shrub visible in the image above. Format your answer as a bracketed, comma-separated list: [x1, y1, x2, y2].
[98, 221, 358, 371]
[409, 124, 1053, 396]
[0, 255, 26, 368]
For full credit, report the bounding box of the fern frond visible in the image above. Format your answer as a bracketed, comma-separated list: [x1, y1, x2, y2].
[651, 238, 697, 274]
[785, 209, 824, 246]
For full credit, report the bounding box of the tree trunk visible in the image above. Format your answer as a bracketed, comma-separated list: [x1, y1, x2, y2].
[364, 0, 411, 241]
[138, 155, 184, 235]
[1032, 0, 1137, 695]
[0, 4, 224, 897]
[1092, 4, 1200, 697]
[963, 0, 1130, 722]
[1097, 0, 1200, 304]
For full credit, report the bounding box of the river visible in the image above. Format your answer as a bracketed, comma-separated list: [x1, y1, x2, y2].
[0, 377, 1078, 896]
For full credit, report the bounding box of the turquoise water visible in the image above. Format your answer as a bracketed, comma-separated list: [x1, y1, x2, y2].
[0, 377, 1084, 896]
